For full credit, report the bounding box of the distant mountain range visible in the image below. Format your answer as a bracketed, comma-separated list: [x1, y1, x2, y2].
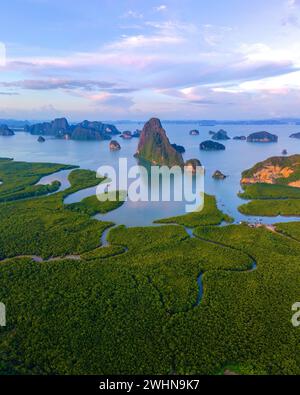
[2, 117, 300, 130]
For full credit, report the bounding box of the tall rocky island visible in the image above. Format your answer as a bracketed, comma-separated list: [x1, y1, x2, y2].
[135, 118, 184, 167]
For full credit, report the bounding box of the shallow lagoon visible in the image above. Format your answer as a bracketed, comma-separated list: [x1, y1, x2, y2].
[1, 123, 300, 226]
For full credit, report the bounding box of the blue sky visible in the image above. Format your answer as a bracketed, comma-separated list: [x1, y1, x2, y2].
[1, 0, 300, 120]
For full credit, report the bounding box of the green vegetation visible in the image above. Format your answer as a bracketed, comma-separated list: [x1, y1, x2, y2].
[0, 180, 61, 202]
[239, 199, 300, 216]
[0, 159, 75, 202]
[0, 194, 112, 259]
[0, 159, 299, 375]
[0, 162, 114, 259]
[239, 183, 300, 200]
[275, 221, 300, 241]
[81, 244, 125, 261]
[65, 169, 104, 195]
[66, 191, 126, 216]
[155, 194, 233, 227]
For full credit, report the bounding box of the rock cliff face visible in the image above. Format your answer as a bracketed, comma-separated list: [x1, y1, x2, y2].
[0, 125, 14, 136]
[200, 140, 225, 151]
[71, 126, 105, 141]
[241, 155, 300, 187]
[25, 118, 69, 136]
[135, 118, 184, 167]
[25, 118, 119, 140]
[247, 131, 278, 143]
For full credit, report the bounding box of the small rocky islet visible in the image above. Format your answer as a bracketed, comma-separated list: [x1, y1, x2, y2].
[233, 135, 246, 140]
[200, 140, 226, 151]
[247, 131, 278, 143]
[119, 130, 141, 139]
[211, 129, 231, 140]
[120, 131, 132, 139]
[212, 170, 227, 180]
[109, 140, 121, 151]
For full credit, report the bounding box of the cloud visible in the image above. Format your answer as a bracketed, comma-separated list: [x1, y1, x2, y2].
[160, 85, 237, 106]
[92, 93, 134, 107]
[149, 57, 298, 93]
[4, 40, 300, 100]
[4, 37, 300, 96]
[155, 82, 300, 119]
[282, 14, 300, 26]
[106, 34, 183, 50]
[4, 11, 300, 120]
[189, 99, 232, 105]
[0, 92, 19, 95]
[213, 69, 300, 95]
[202, 24, 233, 46]
[106, 21, 194, 50]
[282, 0, 300, 26]
[154, 5, 167, 12]
[121, 10, 143, 19]
[0, 79, 116, 91]
[288, 0, 300, 9]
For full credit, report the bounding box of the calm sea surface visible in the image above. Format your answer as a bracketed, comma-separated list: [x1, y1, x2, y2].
[1, 123, 300, 227]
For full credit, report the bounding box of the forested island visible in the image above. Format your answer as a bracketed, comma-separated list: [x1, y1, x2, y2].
[200, 140, 226, 151]
[247, 131, 278, 143]
[239, 155, 300, 215]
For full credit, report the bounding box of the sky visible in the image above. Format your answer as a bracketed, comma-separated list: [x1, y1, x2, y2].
[1, 0, 300, 121]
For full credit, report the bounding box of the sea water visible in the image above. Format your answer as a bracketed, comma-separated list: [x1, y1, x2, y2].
[1, 123, 300, 227]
